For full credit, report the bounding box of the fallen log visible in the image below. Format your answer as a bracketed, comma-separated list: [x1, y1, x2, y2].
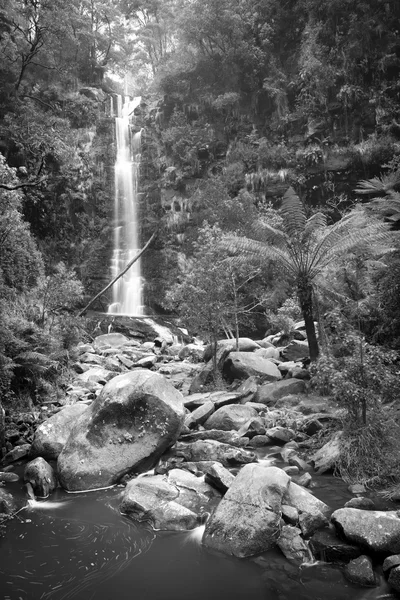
[78, 230, 157, 317]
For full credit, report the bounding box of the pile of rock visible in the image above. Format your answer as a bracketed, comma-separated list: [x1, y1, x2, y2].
[3, 326, 400, 594]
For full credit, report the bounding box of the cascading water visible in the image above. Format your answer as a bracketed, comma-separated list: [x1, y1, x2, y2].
[108, 95, 144, 316]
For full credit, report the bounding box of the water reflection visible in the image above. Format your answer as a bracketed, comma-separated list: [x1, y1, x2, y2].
[0, 489, 155, 600]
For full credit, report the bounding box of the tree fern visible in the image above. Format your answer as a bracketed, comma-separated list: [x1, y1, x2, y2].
[224, 188, 394, 360]
[354, 171, 400, 195]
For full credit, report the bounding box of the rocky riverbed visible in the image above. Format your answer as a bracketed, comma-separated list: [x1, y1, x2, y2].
[1, 323, 400, 597]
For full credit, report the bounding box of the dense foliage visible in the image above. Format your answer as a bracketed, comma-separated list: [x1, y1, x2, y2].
[1, 0, 400, 421]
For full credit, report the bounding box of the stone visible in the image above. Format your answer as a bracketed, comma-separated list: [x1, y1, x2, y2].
[299, 510, 329, 537]
[172, 439, 256, 468]
[281, 340, 309, 361]
[79, 353, 104, 365]
[285, 481, 330, 518]
[24, 457, 57, 498]
[277, 525, 309, 562]
[309, 528, 362, 563]
[331, 508, 400, 554]
[0, 488, 18, 514]
[204, 404, 259, 432]
[282, 504, 299, 525]
[348, 483, 367, 495]
[3, 444, 31, 464]
[203, 465, 290, 557]
[344, 497, 375, 510]
[281, 447, 297, 463]
[293, 472, 312, 488]
[183, 391, 241, 411]
[223, 352, 282, 382]
[30, 404, 88, 460]
[203, 338, 261, 362]
[120, 469, 218, 531]
[388, 566, 400, 593]
[254, 347, 281, 360]
[57, 370, 186, 491]
[189, 347, 232, 393]
[289, 455, 310, 471]
[94, 333, 130, 350]
[236, 418, 266, 439]
[311, 431, 343, 474]
[204, 462, 235, 493]
[76, 367, 115, 385]
[137, 355, 157, 368]
[179, 429, 248, 447]
[236, 377, 259, 404]
[255, 339, 274, 348]
[383, 555, 400, 574]
[255, 379, 306, 405]
[301, 418, 323, 436]
[247, 435, 273, 447]
[0, 471, 19, 483]
[289, 366, 310, 380]
[265, 427, 296, 444]
[116, 354, 135, 369]
[178, 344, 205, 361]
[344, 555, 377, 587]
[120, 475, 198, 531]
[283, 466, 299, 476]
[184, 401, 215, 429]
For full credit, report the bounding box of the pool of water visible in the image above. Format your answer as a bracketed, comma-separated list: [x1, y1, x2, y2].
[0, 464, 395, 600]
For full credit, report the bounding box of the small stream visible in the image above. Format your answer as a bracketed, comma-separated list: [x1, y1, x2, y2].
[0, 461, 395, 600]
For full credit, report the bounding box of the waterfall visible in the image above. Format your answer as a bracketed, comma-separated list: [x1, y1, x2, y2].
[108, 95, 144, 316]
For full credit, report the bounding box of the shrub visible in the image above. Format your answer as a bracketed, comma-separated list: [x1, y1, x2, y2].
[311, 337, 400, 425]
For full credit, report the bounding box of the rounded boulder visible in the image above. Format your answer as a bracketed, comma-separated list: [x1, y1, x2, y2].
[57, 370, 186, 491]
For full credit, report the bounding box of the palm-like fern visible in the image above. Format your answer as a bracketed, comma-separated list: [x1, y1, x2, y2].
[354, 171, 400, 195]
[224, 188, 392, 360]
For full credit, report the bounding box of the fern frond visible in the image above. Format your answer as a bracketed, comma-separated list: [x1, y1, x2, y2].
[221, 235, 295, 276]
[366, 192, 400, 218]
[310, 220, 393, 277]
[304, 212, 327, 235]
[280, 187, 306, 237]
[354, 171, 400, 195]
[250, 220, 288, 250]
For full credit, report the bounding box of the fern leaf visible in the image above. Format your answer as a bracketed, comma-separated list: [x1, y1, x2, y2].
[251, 221, 288, 250]
[304, 212, 327, 235]
[221, 235, 295, 276]
[280, 187, 306, 237]
[354, 172, 400, 195]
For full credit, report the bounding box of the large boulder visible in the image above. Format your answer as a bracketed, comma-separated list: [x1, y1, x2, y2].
[223, 352, 282, 382]
[203, 338, 260, 362]
[203, 465, 290, 557]
[203, 404, 259, 431]
[309, 528, 362, 563]
[57, 370, 186, 491]
[120, 469, 218, 530]
[93, 332, 130, 350]
[331, 508, 400, 554]
[30, 404, 88, 460]
[24, 457, 57, 498]
[255, 379, 306, 405]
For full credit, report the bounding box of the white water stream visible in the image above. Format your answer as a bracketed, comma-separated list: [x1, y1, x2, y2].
[108, 95, 144, 316]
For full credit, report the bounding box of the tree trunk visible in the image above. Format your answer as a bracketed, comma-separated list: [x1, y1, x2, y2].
[297, 279, 319, 362]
